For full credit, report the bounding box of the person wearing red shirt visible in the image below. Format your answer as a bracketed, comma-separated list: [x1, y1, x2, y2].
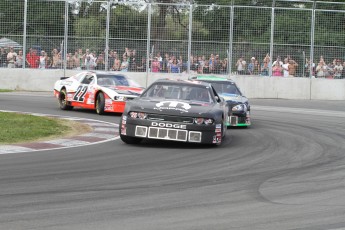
[26, 48, 39, 68]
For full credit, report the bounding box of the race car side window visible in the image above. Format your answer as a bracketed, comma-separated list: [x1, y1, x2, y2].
[81, 75, 94, 85]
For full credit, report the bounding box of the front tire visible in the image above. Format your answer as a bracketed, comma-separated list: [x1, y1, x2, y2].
[120, 134, 142, 144]
[59, 89, 73, 110]
[96, 93, 105, 115]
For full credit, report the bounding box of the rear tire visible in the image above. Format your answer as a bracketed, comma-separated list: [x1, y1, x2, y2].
[96, 93, 105, 115]
[120, 135, 142, 144]
[59, 89, 73, 110]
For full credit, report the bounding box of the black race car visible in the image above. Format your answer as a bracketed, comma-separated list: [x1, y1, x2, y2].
[191, 75, 251, 127]
[119, 79, 229, 145]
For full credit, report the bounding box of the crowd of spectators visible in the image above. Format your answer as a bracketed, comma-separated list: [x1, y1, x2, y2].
[0, 46, 344, 79]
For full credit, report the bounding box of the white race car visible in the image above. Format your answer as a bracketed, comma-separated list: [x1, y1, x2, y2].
[54, 71, 144, 114]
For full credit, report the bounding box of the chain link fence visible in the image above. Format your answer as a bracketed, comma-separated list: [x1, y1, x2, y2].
[0, 0, 344, 78]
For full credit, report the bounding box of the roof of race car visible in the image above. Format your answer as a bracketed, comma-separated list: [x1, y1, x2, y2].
[153, 78, 213, 87]
[191, 75, 235, 83]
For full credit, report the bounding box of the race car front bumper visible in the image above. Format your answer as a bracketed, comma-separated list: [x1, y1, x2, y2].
[227, 111, 251, 127]
[120, 116, 224, 144]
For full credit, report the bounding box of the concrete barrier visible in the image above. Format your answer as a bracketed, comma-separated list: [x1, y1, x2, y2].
[1, 69, 344, 100]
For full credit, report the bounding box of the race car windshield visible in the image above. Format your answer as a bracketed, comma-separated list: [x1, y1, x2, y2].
[97, 75, 141, 87]
[142, 83, 214, 103]
[210, 82, 241, 95]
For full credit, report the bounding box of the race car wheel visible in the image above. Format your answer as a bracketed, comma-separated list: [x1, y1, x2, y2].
[120, 135, 142, 144]
[96, 93, 105, 115]
[59, 89, 73, 110]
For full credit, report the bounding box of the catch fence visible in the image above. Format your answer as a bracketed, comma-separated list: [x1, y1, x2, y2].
[0, 0, 344, 78]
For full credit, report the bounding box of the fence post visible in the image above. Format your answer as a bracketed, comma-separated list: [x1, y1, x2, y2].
[269, 0, 275, 77]
[23, 0, 28, 69]
[187, 1, 193, 74]
[310, 1, 316, 79]
[105, 0, 110, 71]
[63, 0, 69, 76]
[228, 1, 234, 77]
[145, 1, 152, 87]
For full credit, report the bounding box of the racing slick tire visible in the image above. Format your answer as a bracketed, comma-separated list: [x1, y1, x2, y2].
[59, 89, 73, 110]
[120, 135, 143, 144]
[96, 93, 105, 115]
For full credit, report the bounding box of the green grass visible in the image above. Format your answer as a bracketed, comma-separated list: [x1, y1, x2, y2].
[0, 89, 13, 92]
[0, 112, 71, 144]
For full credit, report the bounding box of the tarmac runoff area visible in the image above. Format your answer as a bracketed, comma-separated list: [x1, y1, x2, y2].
[0, 111, 119, 154]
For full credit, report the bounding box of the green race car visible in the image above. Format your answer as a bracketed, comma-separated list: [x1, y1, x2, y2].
[190, 75, 251, 127]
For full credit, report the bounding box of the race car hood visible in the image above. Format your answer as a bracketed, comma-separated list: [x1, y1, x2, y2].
[220, 93, 248, 104]
[127, 99, 218, 117]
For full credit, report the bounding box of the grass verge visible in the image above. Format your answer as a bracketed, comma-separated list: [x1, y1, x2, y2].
[0, 89, 13, 92]
[0, 112, 92, 144]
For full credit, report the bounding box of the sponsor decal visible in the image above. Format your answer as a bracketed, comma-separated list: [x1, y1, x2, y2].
[213, 136, 217, 143]
[151, 122, 187, 129]
[122, 115, 127, 121]
[67, 94, 73, 101]
[154, 101, 191, 113]
[215, 124, 222, 129]
[215, 128, 221, 133]
[105, 99, 112, 104]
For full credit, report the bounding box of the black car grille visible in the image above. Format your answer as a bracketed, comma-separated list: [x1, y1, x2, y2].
[146, 114, 194, 124]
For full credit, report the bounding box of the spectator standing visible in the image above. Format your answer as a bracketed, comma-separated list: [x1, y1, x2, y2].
[333, 59, 343, 79]
[0, 47, 8, 67]
[253, 59, 261, 75]
[15, 50, 23, 68]
[247, 57, 255, 75]
[272, 56, 283, 67]
[78, 49, 84, 69]
[85, 54, 96, 70]
[136, 56, 147, 72]
[170, 58, 180, 73]
[282, 58, 289, 77]
[260, 54, 270, 76]
[315, 60, 327, 78]
[129, 49, 137, 71]
[120, 56, 129, 72]
[113, 55, 121, 71]
[341, 61, 345, 79]
[51, 49, 62, 69]
[108, 50, 115, 71]
[236, 56, 246, 75]
[7, 47, 17, 68]
[288, 59, 298, 77]
[222, 58, 228, 74]
[66, 53, 75, 69]
[197, 56, 204, 74]
[304, 58, 315, 77]
[272, 62, 283, 77]
[96, 52, 105, 70]
[151, 57, 161, 72]
[26, 48, 39, 68]
[39, 50, 48, 69]
[162, 53, 170, 73]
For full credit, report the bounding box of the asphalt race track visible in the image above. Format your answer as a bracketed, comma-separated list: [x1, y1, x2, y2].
[1, 92, 345, 230]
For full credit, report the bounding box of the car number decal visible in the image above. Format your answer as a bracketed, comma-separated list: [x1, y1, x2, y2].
[73, 85, 88, 102]
[154, 101, 191, 113]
